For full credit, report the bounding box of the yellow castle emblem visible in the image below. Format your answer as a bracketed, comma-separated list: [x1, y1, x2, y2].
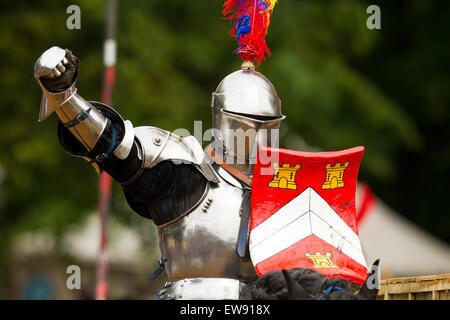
[322, 162, 349, 190]
[268, 162, 301, 190]
[306, 252, 339, 268]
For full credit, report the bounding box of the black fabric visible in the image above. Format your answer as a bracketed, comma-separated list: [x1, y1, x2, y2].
[97, 142, 143, 183]
[122, 162, 207, 226]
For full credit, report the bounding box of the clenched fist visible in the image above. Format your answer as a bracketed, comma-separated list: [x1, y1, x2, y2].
[34, 46, 80, 93]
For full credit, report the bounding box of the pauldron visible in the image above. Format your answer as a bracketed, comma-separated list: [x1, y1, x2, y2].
[133, 126, 219, 183]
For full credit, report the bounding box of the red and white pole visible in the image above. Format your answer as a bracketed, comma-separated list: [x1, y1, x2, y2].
[96, 0, 118, 300]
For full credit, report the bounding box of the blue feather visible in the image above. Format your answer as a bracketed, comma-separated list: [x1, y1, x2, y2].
[236, 15, 251, 39]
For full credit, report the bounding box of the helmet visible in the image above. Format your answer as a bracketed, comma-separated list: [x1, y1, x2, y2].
[211, 67, 285, 176]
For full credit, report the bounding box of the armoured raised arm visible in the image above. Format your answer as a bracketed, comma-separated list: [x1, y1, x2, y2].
[34, 46, 135, 167]
[33, 47, 218, 225]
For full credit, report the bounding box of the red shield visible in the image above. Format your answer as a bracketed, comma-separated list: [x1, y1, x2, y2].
[249, 146, 368, 285]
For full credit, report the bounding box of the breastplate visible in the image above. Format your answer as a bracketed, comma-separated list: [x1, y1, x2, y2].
[156, 166, 257, 282]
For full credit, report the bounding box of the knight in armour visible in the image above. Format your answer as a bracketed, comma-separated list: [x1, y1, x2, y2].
[33, 1, 378, 300]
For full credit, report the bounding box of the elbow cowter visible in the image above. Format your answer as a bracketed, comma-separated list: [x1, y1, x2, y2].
[57, 101, 141, 183]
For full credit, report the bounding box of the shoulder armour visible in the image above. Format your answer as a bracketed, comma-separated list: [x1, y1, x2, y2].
[134, 126, 219, 183]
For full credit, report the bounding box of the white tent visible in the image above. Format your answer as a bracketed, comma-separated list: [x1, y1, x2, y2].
[358, 195, 450, 278]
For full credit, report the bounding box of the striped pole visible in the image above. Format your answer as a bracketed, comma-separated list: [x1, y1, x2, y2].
[96, 0, 118, 300]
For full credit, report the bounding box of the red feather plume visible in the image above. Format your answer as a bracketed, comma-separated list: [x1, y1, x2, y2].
[223, 0, 277, 65]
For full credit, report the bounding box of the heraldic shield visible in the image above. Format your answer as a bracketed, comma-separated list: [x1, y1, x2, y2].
[249, 146, 369, 285]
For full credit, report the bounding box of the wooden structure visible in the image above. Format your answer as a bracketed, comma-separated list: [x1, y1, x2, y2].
[378, 273, 450, 300]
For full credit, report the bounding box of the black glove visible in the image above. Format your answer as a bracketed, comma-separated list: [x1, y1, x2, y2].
[40, 49, 80, 93]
